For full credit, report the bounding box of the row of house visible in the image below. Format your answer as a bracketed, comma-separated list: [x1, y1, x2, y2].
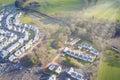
[0, 14, 3, 21]
[0, 41, 20, 59]
[8, 39, 34, 61]
[78, 43, 99, 55]
[46, 64, 62, 80]
[13, 12, 22, 26]
[23, 24, 40, 43]
[13, 25, 26, 33]
[5, 13, 15, 29]
[0, 31, 18, 51]
[66, 67, 86, 80]
[63, 47, 95, 62]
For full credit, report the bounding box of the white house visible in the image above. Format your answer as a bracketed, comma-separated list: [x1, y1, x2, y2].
[18, 38, 24, 45]
[48, 64, 62, 74]
[0, 14, 3, 21]
[48, 64, 56, 71]
[6, 42, 20, 52]
[0, 50, 9, 58]
[55, 66, 62, 74]
[8, 54, 17, 62]
[23, 31, 29, 41]
[14, 50, 22, 57]
[48, 75, 56, 80]
[66, 68, 84, 80]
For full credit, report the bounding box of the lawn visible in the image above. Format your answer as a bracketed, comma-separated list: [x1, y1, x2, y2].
[0, 0, 15, 4]
[84, 0, 120, 21]
[98, 50, 120, 80]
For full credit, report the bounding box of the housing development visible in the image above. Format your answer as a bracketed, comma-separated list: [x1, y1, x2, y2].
[0, 8, 40, 62]
[0, 0, 120, 80]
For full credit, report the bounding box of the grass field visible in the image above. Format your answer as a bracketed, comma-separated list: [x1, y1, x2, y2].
[98, 61, 120, 80]
[0, 6, 3, 10]
[37, 0, 84, 14]
[20, 15, 32, 24]
[98, 50, 120, 80]
[0, 0, 15, 4]
[84, 0, 120, 21]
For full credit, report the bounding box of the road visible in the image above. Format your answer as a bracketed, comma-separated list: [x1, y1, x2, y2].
[41, 48, 64, 69]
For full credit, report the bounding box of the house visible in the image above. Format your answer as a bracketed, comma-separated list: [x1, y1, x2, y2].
[63, 47, 69, 53]
[66, 67, 85, 80]
[14, 50, 22, 57]
[33, 29, 40, 43]
[83, 43, 92, 50]
[5, 14, 14, 29]
[20, 40, 32, 52]
[65, 78, 71, 80]
[6, 42, 20, 53]
[0, 14, 3, 21]
[0, 35, 5, 42]
[0, 50, 9, 58]
[0, 23, 1, 26]
[78, 44, 83, 50]
[48, 64, 56, 71]
[71, 72, 78, 78]
[24, 41, 31, 50]
[13, 12, 22, 26]
[5, 31, 11, 37]
[55, 66, 62, 74]
[66, 67, 74, 75]
[0, 29, 5, 34]
[20, 46, 26, 52]
[23, 31, 29, 41]
[47, 75, 56, 80]
[0, 42, 5, 49]
[76, 74, 84, 80]
[90, 48, 99, 55]
[63, 47, 94, 62]
[48, 64, 62, 74]
[18, 38, 24, 45]
[8, 54, 17, 62]
[66, 38, 81, 46]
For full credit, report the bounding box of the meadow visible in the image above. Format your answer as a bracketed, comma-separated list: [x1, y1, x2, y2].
[0, 0, 15, 4]
[19, 14, 32, 24]
[38, 0, 84, 14]
[98, 61, 120, 80]
[84, 0, 120, 21]
[98, 50, 120, 80]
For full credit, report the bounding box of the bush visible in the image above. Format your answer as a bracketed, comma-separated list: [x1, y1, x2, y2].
[21, 54, 39, 67]
[63, 56, 81, 67]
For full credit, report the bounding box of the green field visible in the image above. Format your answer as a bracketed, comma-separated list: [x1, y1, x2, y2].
[84, 0, 120, 21]
[98, 61, 120, 80]
[0, 0, 15, 4]
[38, 0, 84, 14]
[20, 15, 32, 24]
[98, 50, 120, 80]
